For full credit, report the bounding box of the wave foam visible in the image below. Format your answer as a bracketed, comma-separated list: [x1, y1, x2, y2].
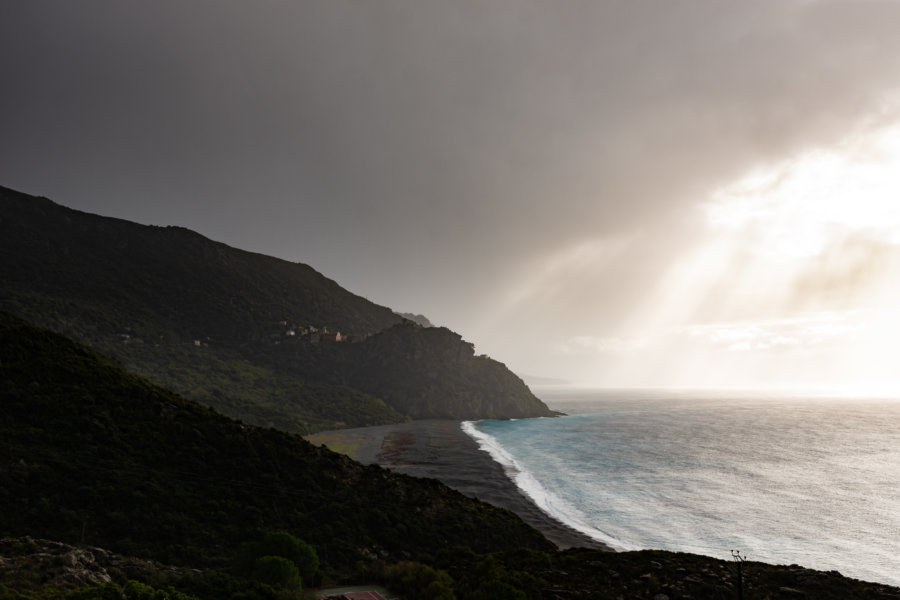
[461, 421, 636, 551]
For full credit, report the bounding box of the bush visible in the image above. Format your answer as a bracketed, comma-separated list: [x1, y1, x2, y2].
[383, 561, 455, 600]
[237, 532, 318, 587]
[251, 556, 301, 592]
[258, 533, 319, 584]
[470, 581, 526, 600]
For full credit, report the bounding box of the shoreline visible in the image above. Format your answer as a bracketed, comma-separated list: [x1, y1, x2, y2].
[306, 419, 611, 551]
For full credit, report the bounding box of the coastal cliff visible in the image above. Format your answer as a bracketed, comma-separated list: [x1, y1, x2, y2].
[0, 185, 553, 429]
[349, 322, 556, 419]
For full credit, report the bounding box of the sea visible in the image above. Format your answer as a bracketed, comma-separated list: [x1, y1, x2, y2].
[462, 387, 900, 587]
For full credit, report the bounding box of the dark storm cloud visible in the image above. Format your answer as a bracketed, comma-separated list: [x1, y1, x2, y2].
[3, 1, 900, 381]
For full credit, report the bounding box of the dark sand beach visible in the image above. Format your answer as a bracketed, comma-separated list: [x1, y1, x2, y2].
[307, 420, 609, 551]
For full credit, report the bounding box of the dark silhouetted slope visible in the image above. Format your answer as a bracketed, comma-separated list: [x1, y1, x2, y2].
[0, 188, 401, 341]
[3, 313, 897, 599]
[0, 185, 554, 428]
[351, 323, 556, 419]
[0, 312, 554, 579]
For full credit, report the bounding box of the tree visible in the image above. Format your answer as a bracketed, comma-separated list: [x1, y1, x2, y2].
[236, 532, 319, 588]
[383, 561, 455, 600]
[251, 556, 301, 591]
[257, 532, 319, 584]
[471, 581, 526, 600]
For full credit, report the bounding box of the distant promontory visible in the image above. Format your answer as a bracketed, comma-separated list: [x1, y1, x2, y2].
[0, 185, 555, 432]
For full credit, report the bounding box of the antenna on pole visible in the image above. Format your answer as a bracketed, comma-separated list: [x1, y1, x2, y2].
[731, 550, 746, 600]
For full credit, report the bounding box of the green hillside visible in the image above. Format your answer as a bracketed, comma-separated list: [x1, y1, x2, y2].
[0, 185, 553, 430]
[0, 312, 552, 575]
[3, 313, 898, 600]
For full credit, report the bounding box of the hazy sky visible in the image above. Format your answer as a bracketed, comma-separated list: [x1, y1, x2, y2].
[5, 1, 900, 390]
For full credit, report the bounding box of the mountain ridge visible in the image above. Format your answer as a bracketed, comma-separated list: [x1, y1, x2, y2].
[0, 185, 554, 430]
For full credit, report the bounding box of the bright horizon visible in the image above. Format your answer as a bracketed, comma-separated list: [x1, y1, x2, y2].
[4, 1, 900, 392]
[552, 124, 900, 390]
[484, 121, 900, 391]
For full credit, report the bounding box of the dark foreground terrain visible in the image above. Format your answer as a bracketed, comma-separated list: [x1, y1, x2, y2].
[3, 313, 900, 599]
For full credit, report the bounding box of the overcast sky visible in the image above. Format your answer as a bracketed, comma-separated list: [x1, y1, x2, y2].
[5, 1, 900, 390]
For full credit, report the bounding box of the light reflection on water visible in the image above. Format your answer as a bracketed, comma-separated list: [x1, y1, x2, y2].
[469, 388, 900, 587]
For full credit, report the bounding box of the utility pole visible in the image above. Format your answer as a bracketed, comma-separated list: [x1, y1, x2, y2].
[731, 549, 746, 600]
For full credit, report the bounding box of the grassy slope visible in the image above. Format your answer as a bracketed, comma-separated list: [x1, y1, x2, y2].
[2, 314, 899, 598]
[0, 185, 551, 428]
[0, 312, 553, 579]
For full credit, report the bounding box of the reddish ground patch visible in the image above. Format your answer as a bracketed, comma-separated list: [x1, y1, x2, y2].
[378, 430, 416, 462]
[313, 586, 394, 599]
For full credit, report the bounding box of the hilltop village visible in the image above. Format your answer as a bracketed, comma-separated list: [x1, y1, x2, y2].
[275, 321, 369, 344]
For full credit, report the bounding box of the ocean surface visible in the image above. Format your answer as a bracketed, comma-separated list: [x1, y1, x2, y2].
[463, 388, 900, 587]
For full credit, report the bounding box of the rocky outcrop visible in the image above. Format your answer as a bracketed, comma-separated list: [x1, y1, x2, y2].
[0, 537, 176, 590]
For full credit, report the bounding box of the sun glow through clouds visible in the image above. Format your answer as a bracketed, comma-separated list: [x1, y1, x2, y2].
[690, 125, 900, 389]
[707, 125, 900, 258]
[574, 124, 900, 390]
